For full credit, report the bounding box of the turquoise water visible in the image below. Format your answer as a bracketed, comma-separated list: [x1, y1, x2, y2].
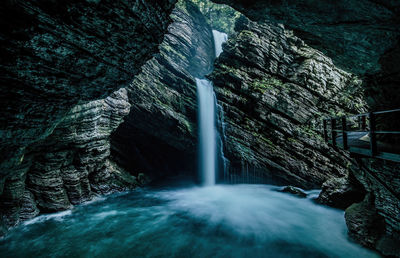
[0, 183, 379, 258]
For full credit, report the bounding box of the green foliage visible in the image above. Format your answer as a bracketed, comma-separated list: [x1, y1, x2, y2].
[161, 44, 185, 60]
[237, 30, 261, 44]
[298, 125, 324, 142]
[251, 77, 285, 94]
[188, 0, 241, 35]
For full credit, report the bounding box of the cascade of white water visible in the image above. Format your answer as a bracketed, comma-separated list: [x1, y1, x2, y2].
[197, 78, 217, 185]
[197, 30, 228, 185]
[212, 30, 228, 58]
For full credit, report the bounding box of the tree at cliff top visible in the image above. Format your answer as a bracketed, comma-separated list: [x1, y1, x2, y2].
[188, 0, 241, 35]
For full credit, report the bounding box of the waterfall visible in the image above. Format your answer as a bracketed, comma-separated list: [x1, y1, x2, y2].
[197, 30, 228, 185]
[212, 30, 228, 58]
[197, 78, 217, 185]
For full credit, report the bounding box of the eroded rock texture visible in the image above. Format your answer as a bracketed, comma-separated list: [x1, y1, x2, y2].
[0, 0, 177, 231]
[317, 174, 365, 209]
[213, 0, 400, 75]
[213, 1, 400, 254]
[209, 17, 365, 188]
[215, 0, 400, 134]
[0, 0, 176, 178]
[346, 159, 400, 256]
[111, 1, 214, 178]
[0, 89, 137, 229]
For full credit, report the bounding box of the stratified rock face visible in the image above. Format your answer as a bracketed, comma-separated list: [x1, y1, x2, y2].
[317, 175, 365, 209]
[214, 0, 400, 112]
[209, 17, 366, 188]
[345, 194, 386, 249]
[345, 159, 400, 256]
[111, 1, 215, 178]
[0, 0, 176, 178]
[213, 0, 400, 76]
[0, 88, 138, 228]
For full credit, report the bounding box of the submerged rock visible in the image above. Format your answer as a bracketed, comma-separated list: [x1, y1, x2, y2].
[317, 175, 365, 209]
[279, 186, 307, 198]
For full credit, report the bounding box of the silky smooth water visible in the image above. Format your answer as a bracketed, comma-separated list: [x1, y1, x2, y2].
[0, 183, 379, 258]
[212, 30, 228, 58]
[196, 30, 228, 185]
[197, 78, 217, 185]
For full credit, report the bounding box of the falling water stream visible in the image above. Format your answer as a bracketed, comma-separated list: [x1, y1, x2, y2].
[197, 29, 228, 185]
[197, 78, 217, 185]
[0, 30, 380, 257]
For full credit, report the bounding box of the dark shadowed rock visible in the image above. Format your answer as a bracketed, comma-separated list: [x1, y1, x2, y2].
[0, 88, 138, 229]
[0, 0, 176, 232]
[209, 17, 365, 188]
[345, 194, 386, 249]
[111, 1, 215, 178]
[345, 158, 400, 256]
[317, 175, 365, 209]
[0, 0, 176, 179]
[213, 0, 400, 76]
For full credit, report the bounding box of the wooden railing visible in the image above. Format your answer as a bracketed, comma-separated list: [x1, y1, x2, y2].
[323, 108, 400, 162]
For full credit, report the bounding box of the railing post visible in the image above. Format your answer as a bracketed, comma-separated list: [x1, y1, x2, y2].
[331, 118, 336, 148]
[341, 116, 348, 150]
[323, 119, 328, 142]
[361, 115, 366, 131]
[369, 112, 377, 156]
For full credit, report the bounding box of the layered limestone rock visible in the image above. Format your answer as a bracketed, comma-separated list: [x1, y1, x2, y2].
[317, 174, 365, 209]
[344, 159, 400, 256]
[111, 1, 214, 178]
[209, 17, 366, 188]
[0, 89, 137, 229]
[0, 0, 176, 232]
[213, 1, 400, 253]
[213, 0, 400, 78]
[0, 0, 176, 180]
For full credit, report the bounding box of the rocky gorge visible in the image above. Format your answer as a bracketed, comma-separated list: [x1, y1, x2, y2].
[1, 0, 177, 232]
[0, 0, 399, 257]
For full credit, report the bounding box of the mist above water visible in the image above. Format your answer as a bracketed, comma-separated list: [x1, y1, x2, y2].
[0, 184, 378, 257]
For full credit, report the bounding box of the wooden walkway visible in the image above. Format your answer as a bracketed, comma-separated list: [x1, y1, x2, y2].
[323, 109, 400, 162]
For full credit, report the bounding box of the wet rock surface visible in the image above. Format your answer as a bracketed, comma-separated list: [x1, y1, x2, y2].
[279, 186, 307, 198]
[0, 0, 176, 179]
[111, 1, 214, 178]
[347, 159, 400, 256]
[0, 88, 138, 229]
[345, 194, 386, 249]
[317, 174, 366, 209]
[213, 0, 400, 77]
[0, 0, 176, 232]
[209, 17, 365, 189]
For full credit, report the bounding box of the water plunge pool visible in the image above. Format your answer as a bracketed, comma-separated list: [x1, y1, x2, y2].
[0, 183, 378, 257]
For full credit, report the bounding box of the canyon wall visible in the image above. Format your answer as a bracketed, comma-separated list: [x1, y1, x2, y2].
[209, 17, 365, 188]
[0, 0, 177, 233]
[0, 0, 176, 179]
[111, 1, 214, 179]
[0, 88, 138, 231]
[212, 1, 400, 254]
